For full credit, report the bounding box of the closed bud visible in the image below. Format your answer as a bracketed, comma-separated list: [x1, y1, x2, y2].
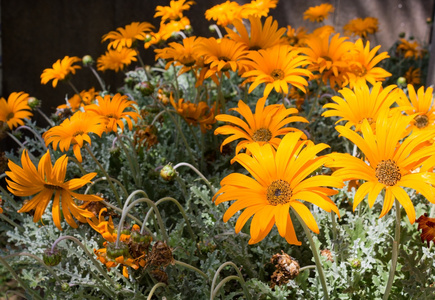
[397, 77, 407, 87]
[43, 248, 62, 266]
[27, 97, 41, 109]
[350, 258, 361, 269]
[160, 163, 177, 181]
[82, 55, 94, 66]
[61, 282, 70, 292]
[135, 81, 155, 97]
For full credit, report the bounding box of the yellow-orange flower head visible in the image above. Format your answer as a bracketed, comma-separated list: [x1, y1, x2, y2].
[41, 56, 82, 88]
[0, 92, 33, 129]
[303, 3, 334, 23]
[102, 22, 154, 51]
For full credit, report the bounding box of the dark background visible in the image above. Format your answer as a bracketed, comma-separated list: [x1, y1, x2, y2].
[1, 0, 433, 123]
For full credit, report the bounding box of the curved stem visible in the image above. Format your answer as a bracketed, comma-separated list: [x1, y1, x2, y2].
[146, 282, 167, 300]
[150, 109, 168, 126]
[141, 197, 195, 242]
[14, 126, 47, 150]
[299, 265, 317, 272]
[6, 132, 36, 161]
[173, 162, 216, 196]
[84, 144, 122, 206]
[0, 256, 43, 299]
[174, 260, 208, 280]
[116, 198, 168, 247]
[36, 108, 55, 127]
[135, 47, 146, 69]
[85, 177, 129, 199]
[3, 252, 63, 284]
[294, 210, 329, 300]
[50, 235, 117, 287]
[383, 199, 401, 300]
[211, 275, 243, 299]
[67, 80, 82, 101]
[210, 261, 250, 300]
[210, 24, 223, 39]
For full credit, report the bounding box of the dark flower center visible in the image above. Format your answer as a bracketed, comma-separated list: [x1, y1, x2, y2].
[252, 128, 272, 142]
[6, 112, 14, 121]
[270, 69, 285, 80]
[375, 159, 401, 186]
[267, 180, 292, 205]
[73, 130, 85, 137]
[218, 56, 231, 62]
[414, 114, 429, 129]
[44, 184, 63, 190]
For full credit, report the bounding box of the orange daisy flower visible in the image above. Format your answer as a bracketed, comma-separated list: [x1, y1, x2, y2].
[154, 0, 195, 23]
[97, 48, 137, 72]
[215, 96, 308, 153]
[213, 132, 343, 245]
[242, 45, 311, 97]
[240, 0, 278, 18]
[284, 26, 308, 47]
[43, 111, 106, 163]
[41, 56, 82, 88]
[6, 150, 101, 230]
[102, 22, 154, 51]
[343, 17, 379, 39]
[404, 67, 421, 86]
[224, 16, 286, 51]
[303, 3, 334, 23]
[85, 93, 140, 133]
[0, 92, 33, 129]
[205, 1, 242, 27]
[56, 88, 99, 112]
[397, 39, 423, 59]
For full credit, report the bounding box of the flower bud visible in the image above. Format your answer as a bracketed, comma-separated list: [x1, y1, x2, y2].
[131, 230, 153, 244]
[209, 25, 216, 32]
[135, 81, 155, 97]
[61, 282, 70, 292]
[43, 248, 62, 266]
[398, 32, 406, 38]
[160, 163, 177, 181]
[106, 242, 129, 259]
[82, 55, 94, 66]
[27, 97, 41, 109]
[350, 258, 361, 269]
[397, 77, 407, 87]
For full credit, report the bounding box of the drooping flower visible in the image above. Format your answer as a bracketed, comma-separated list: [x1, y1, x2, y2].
[395, 84, 435, 133]
[224, 16, 286, 51]
[196, 37, 249, 80]
[85, 93, 140, 133]
[242, 45, 311, 97]
[404, 66, 421, 86]
[240, 0, 278, 18]
[327, 109, 435, 224]
[322, 82, 399, 132]
[6, 150, 102, 230]
[213, 131, 343, 245]
[301, 33, 354, 88]
[205, 1, 242, 27]
[170, 96, 217, 133]
[284, 26, 308, 47]
[43, 111, 106, 162]
[97, 48, 137, 72]
[87, 208, 117, 242]
[343, 17, 379, 39]
[345, 39, 391, 88]
[215, 96, 308, 154]
[397, 39, 423, 59]
[303, 3, 334, 23]
[144, 17, 191, 50]
[0, 92, 33, 129]
[154, 0, 195, 23]
[41, 56, 82, 88]
[102, 22, 154, 51]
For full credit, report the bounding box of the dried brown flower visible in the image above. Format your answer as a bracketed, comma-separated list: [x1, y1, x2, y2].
[270, 250, 300, 288]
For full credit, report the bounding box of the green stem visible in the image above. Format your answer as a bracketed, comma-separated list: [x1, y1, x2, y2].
[383, 199, 401, 300]
[6, 132, 36, 161]
[3, 252, 63, 284]
[0, 256, 43, 299]
[172, 64, 180, 99]
[0, 213, 25, 231]
[15, 126, 47, 150]
[146, 282, 167, 300]
[174, 260, 208, 279]
[142, 197, 195, 241]
[300, 265, 317, 272]
[135, 47, 146, 69]
[36, 108, 55, 127]
[84, 144, 122, 207]
[173, 162, 216, 196]
[0, 185, 20, 210]
[217, 74, 226, 113]
[67, 80, 83, 101]
[87, 65, 106, 91]
[50, 235, 117, 287]
[85, 177, 129, 199]
[294, 210, 329, 300]
[210, 261, 250, 300]
[115, 132, 141, 186]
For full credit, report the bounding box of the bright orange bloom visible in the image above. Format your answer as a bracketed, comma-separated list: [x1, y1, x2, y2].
[284, 26, 308, 47]
[154, 0, 195, 23]
[41, 56, 82, 88]
[225, 16, 286, 51]
[97, 48, 137, 72]
[56, 88, 99, 111]
[6, 150, 101, 230]
[0, 92, 32, 129]
[240, 0, 278, 18]
[397, 39, 423, 59]
[85, 93, 140, 133]
[215, 96, 308, 153]
[213, 132, 343, 245]
[343, 17, 379, 39]
[242, 45, 311, 97]
[43, 111, 106, 162]
[102, 22, 154, 51]
[303, 3, 334, 22]
[205, 1, 242, 27]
